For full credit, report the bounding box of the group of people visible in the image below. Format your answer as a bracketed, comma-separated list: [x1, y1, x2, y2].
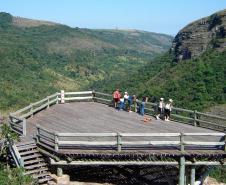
[156, 97, 173, 121]
[113, 89, 173, 121]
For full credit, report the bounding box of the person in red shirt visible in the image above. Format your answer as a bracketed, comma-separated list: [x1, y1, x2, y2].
[113, 89, 121, 108]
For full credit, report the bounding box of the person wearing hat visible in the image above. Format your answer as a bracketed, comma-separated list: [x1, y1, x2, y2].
[164, 99, 173, 121]
[124, 92, 129, 111]
[156, 97, 165, 120]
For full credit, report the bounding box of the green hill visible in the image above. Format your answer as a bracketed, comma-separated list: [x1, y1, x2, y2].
[0, 12, 173, 113]
[91, 9, 226, 111]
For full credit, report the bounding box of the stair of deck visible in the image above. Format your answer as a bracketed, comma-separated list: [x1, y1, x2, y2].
[15, 141, 53, 184]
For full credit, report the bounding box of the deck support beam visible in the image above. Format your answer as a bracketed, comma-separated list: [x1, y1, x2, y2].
[57, 167, 63, 177]
[179, 156, 185, 185]
[190, 166, 196, 185]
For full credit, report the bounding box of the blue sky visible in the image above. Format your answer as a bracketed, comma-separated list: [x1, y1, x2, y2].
[0, 0, 226, 35]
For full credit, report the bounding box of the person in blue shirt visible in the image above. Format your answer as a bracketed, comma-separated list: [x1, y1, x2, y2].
[118, 97, 125, 110]
[127, 95, 134, 112]
[139, 96, 148, 116]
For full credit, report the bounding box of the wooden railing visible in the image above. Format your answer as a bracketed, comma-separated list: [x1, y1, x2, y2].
[62, 91, 93, 102]
[9, 141, 24, 167]
[9, 92, 59, 136]
[9, 91, 94, 136]
[93, 91, 226, 132]
[9, 90, 226, 136]
[36, 124, 226, 153]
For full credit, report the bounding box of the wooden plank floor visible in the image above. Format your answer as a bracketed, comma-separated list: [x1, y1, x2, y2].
[26, 102, 222, 142]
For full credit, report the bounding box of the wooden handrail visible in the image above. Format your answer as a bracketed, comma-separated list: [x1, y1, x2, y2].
[196, 111, 226, 121]
[57, 133, 117, 137]
[9, 142, 24, 167]
[93, 91, 226, 131]
[36, 125, 226, 153]
[64, 91, 93, 95]
[9, 93, 58, 136]
[9, 90, 226, 138]
[183, 133, 225, 136]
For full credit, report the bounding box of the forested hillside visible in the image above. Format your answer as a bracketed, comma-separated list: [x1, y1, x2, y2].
[0, 12, 172, 113]
[91, 9, 226, 111]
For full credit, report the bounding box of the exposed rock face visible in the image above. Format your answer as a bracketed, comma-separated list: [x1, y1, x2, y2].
[172, 9, 226, 62]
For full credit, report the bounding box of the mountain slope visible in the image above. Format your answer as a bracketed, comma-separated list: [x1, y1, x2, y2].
[93, 9, 226, 111]
[0, 12, 173, 112]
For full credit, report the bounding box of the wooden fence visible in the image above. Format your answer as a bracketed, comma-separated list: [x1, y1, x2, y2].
[9, 90, 226, 136]
[9, 141, 23, 167]
[9, 91, 93, 136]
[9, 92, 59, 136]
[36, 124, 226, 153]
[93, 91, 226, 132]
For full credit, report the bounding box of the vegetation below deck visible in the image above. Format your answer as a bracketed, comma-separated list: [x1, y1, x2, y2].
[0, 163, 32, 185]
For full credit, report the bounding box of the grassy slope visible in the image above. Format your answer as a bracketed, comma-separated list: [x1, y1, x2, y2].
[0, 12, 172, 113]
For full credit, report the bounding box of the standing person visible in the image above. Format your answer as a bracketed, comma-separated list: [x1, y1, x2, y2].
[136, 97, 140, 113]
[156, 98, 165, 120]
[118, 96, 125, 110]
[113, 89, 120, 108]
[164, 99, 173, 121]
[132, 95, 137, 112]
[127, 95, 134, 112]
[124, 92, 129, 111]
[139, 96, 148, 116]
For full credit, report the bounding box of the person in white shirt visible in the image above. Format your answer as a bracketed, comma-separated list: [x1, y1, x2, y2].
[118, 97, 125, 110]
[124, 92, 129, 111]
[164, 99, 173, 121]
[124, 92, 129, 100]
[156, 97, 165, 120]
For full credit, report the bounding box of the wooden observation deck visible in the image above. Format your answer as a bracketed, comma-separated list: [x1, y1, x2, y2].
[8, 91, 226, 185]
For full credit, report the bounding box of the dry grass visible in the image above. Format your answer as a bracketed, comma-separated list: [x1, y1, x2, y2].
[12, 17, 57, 27]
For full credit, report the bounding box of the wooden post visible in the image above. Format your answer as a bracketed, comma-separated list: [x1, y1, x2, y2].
[61, 90, 65, 104]
[54, 132, 59, 151]
[224, 134, 226, 152]
[179, 156, 185, 185]
[36, 126, 40, 143]
[193, 110, 197, 127]
[47, 96, 50, 109]
[22, 119, 26, 136]
[92, 90, 96, 102]
[180, 133, 185, 152]
[19, 158, 24, 167]
[190, 166, 196, 185]
[56, 93, 59, 104]
[57, 167, 63, 177]
[30, 103, 33, 118]
[117, 133, 122, 152]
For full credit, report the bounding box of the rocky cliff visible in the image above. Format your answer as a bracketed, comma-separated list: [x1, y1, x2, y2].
[172, 9, 226, 61]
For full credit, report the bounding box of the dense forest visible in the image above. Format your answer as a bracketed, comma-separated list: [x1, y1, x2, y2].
[91, 50, 226, 111]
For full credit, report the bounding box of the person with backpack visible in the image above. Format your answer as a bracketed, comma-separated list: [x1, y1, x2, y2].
[164, 99, 173, 121]
[156, 97, 165, 120]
